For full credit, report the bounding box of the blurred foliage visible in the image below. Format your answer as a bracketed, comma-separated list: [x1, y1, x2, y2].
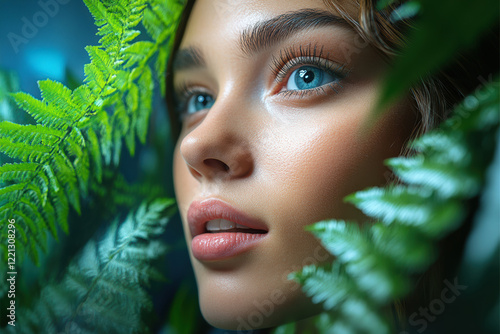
[275, 0, 500, 332]
[6, 198, 175, 334]
[165, 283, 202, 334]
[284, 79, 498, 333]
[375, 0, 499, 113]
[0, 70, 23, 126]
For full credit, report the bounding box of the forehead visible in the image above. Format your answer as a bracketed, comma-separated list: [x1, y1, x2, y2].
[179, 0, 354, 49]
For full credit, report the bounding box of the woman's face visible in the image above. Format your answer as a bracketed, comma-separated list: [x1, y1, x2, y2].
[172, 0, 416, 330]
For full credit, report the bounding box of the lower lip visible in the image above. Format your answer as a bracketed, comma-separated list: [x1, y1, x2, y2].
[191, 232, 266, 261]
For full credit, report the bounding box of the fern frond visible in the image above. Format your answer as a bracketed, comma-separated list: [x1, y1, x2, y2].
[0, 163, 37, 184]
[0, 0, 185, 265]
[295, 80, 499, 332]
[9, 198, 174, 334]
[84, 127, 103, 183]
[1, 80, 95, 264]
[137, 66, 153, 143]
[346, 186, 463, 237]
[307, 221, 409, 303]
[148, 0, 185, 93]
[39, 80, 85, 118]
[12, 92, 70, 129]
[123, 41, 156, 69]
[291, 263, 391, 334]
[387, 155, 481, 198]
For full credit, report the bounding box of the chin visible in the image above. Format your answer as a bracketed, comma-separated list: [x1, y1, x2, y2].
[197, 281, 324, 331]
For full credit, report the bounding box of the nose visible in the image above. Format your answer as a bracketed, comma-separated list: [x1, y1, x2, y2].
[179, 103, 254, 182]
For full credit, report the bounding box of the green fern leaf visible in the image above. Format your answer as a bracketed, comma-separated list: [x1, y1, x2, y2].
[85, 46, 117, 96]
[52, 186, 69, 234]
[12, 92, 71, 129]
[123, 41, 155, 68]
[345, 186, 463, 237]
[0, 122, 64, 148]
[125, 114, 137, 156]
[291, 263, 391, 334]
[370, 223, 434, 271]
[0, 204, 26, 243]
[156, 46, 169, 94]
[63, 131, 91, 196]
[38, 80, 84, 121]
[291, 263, 354, 310]
[387, 155, 481, 198]
[1, 0, 185, 268]
[84, 63, 108, 94]
[12, 209, 40, 258]
[9, 198, 174, 334]
[123, 29, 142, 43]
[85, 127, 103, 183]
[409, 132, 470, 163]
[87, 110, 112, 165]
[136, 66, 153, 143]
[142, 6, 162, 40]
[72, 85, 92, 111]
[307, 221, 409, 302]
[0, 137, 51, 162]
[17, 199, 48, 250]
[82, 0, 108, 26]
[0, 182, 26, 202]
[0, 163, 37, 184]
[50, 152, 80, 214]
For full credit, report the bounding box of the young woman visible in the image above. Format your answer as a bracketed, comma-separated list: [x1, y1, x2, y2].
[166, 0, 496, 331]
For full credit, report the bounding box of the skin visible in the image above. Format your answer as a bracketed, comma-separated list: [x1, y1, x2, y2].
[172, 0, 418, 330]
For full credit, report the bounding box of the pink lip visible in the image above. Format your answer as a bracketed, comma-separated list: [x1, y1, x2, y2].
[187, 199, 268, 261]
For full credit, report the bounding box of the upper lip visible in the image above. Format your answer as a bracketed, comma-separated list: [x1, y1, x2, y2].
[187, 199, 268, 238]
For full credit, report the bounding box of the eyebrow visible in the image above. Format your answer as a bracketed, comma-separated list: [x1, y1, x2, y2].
[172, 9, 351, 72]
[173, 46, 205, 72]
[239, 9, 352, 56]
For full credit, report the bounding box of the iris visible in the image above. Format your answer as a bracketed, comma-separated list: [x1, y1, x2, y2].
[287, 65, 336, 91]
[187, 93, 215, 114]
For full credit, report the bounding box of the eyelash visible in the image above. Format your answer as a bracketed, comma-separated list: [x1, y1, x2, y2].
[174, 83, 209, 120]
[174, 44, 349, 117]
[270, 44, 348, 97]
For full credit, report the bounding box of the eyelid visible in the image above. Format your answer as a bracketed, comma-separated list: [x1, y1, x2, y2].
[173, 83, 214, 120]
[271, 44, 342, 74]
[269, 44, 350, 97]
[273, 56, 347, 84]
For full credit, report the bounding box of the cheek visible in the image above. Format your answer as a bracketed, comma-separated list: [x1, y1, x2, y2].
[261, 100, 414, 227]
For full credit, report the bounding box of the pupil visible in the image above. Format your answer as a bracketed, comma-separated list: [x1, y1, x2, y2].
[299, 69, 315, 84]
[197, 94, 208, 106]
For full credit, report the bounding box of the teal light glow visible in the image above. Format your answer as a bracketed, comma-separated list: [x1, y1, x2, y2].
[25, 48, 65, 81]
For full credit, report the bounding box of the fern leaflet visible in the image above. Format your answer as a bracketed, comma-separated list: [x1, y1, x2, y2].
[7, 198, 174, 334]
[0, 0, 184, 265]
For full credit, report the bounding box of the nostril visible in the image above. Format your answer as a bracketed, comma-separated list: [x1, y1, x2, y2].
[203, 158, 230, 172]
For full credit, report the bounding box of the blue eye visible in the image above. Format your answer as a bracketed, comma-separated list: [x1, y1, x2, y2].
[286, 66, 338, 91]
[186, 93, 215, 114]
